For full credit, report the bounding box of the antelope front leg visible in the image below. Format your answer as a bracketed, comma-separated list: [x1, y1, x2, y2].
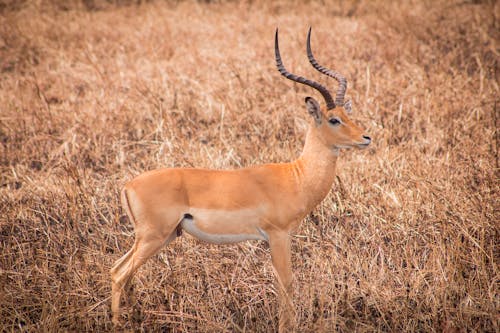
[269, 231, 295, 332]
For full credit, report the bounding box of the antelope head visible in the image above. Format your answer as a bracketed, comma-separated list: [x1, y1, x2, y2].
[275, 28, 371, 151]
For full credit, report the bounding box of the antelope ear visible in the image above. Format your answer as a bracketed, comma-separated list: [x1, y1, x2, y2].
[344, 99, 352, 114]
[305, 97, 322, 124]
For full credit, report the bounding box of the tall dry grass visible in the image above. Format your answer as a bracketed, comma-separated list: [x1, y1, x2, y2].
[0, 0, 498, 331]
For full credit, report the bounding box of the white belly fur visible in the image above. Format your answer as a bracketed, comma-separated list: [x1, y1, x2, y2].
[180, 208, 269, 244]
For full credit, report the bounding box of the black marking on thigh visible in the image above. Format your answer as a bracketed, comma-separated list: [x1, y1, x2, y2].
[177, 213, 193, 236]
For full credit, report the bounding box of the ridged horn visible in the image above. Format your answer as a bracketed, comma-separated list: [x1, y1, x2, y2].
[307, 27, 347, 106]
[275, 28, 336, 110]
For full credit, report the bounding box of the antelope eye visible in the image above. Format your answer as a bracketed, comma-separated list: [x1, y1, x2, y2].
[328, 117, 341, 125]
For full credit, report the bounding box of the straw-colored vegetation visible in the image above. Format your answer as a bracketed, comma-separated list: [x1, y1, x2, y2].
[1, 0, 498, 331]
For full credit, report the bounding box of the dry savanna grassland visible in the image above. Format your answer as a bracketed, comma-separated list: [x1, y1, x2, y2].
[0, 0, 498, 332]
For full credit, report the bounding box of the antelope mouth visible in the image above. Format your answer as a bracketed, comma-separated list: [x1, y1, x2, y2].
[357, 136, 371, 148]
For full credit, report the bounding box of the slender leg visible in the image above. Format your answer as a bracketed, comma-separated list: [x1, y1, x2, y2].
[111, 247, 135, 323]
[111, 229, 177, 324]
[269, 231, 295, 333]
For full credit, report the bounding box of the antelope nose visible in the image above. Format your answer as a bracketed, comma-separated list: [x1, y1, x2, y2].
[363, 135, 371, 143]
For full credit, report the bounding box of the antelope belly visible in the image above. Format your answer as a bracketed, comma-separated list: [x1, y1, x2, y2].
[180, 208, 268, 244]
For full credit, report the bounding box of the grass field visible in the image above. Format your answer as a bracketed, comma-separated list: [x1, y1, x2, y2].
[1, 0, 498, 331]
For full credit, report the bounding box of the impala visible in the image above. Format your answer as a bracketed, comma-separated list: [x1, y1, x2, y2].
[111, 28, 371, 331]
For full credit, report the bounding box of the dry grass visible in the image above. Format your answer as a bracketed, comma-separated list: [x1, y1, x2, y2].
[1, 0, 498, 331]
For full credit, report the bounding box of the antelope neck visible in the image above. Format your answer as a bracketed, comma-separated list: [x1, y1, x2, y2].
[292, 126, 339, 212]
